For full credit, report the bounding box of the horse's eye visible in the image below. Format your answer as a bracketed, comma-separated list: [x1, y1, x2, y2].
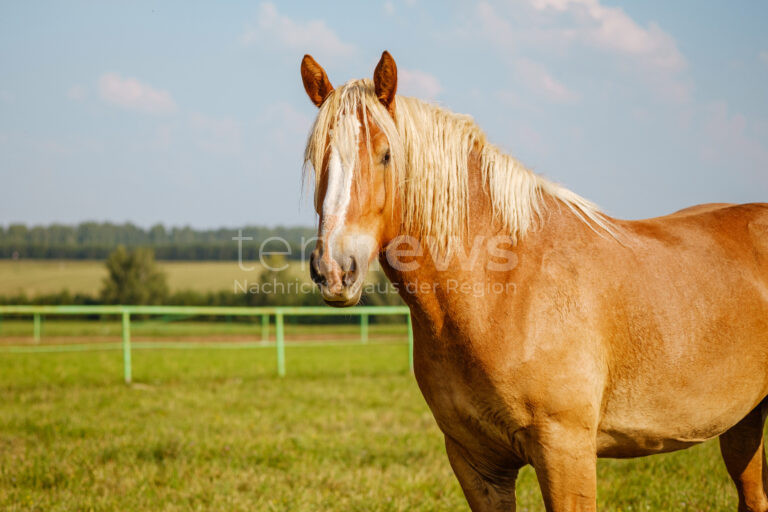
[382, 150, 390, 165]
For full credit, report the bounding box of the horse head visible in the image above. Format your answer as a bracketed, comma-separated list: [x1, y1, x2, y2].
[301, 51, 403, 306]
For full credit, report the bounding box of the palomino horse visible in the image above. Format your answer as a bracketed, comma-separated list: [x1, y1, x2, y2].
[301, 51, 768, 511]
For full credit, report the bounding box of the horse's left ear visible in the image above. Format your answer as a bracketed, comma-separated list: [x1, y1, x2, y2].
[374, 51, 397, 112]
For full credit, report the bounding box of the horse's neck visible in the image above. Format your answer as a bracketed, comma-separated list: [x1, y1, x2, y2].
[383, 147, 495, 325]
[381, 171, 593, 342]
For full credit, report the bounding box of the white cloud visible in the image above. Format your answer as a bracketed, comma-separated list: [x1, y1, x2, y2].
[241, 3, 355, 59]
[474, 0, 689, 101]
[759, 50, 768, 66]
[472, 6, 578, 103]
[384, 1, 395, 15]
[399, 69, 442, 99]
[526, 0, 685, 72]
[515, 58, 578, 103]
[98, 73, 177, 114]
[67, 85, 87, 101]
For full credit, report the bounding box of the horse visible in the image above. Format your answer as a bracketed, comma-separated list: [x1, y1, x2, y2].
[300, 50, 768, 511]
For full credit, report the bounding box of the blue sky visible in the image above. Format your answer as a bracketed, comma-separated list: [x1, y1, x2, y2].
[1, 1, 767, 228]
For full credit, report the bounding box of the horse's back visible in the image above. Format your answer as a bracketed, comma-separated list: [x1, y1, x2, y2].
[743, 204, 768, 268]
[679, 203, 768, 274]
[669, 202, 735, 217]
[648, 201, 768, 225]
[630, 202, 768, 264]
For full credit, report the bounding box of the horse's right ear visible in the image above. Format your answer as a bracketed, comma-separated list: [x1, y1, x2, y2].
[301, 54, 334, 108]
[373, 51, 397, 113]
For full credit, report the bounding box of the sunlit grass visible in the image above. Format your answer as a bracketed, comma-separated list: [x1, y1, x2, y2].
[0, 345, 739, 511]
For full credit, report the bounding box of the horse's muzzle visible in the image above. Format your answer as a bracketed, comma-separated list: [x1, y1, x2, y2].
[310, 248, 364, 307]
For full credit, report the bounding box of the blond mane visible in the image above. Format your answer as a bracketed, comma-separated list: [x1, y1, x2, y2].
[304, 79, 616, 252]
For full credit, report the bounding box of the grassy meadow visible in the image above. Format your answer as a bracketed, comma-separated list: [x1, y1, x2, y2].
[0, 342, 744, 511]
[0, 259, 745, 510]
[0, 259, 307, 297]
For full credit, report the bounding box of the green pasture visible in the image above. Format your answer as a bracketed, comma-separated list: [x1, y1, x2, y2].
[0, 339, 743, 511]
[0, 260, 305, 296]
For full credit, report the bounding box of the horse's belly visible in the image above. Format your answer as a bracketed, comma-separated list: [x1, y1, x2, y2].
[596, 301, 768, 458]
[596, 382, 768, 458]
[596, 427, 713, 458]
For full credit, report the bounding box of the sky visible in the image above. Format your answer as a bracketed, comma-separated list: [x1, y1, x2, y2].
[1, 0, 767, 228]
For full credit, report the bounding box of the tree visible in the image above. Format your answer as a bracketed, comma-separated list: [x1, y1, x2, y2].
[100, 246, 168, 305]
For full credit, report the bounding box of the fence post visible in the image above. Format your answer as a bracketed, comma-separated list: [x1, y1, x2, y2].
[360, 313, 368, 344]
[275, 310, 285, 377]
[33, 313, 41, 343]
[261, 314, 269, 343]
[122, 310, 132, 384]
[407, 313, 414, 373]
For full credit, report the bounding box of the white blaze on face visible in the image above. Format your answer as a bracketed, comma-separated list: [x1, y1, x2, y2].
[321, 114, 360, 264]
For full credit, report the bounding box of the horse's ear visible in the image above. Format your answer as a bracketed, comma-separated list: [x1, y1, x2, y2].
[373, 51, 397, 112]
[301, 54, 334, 108]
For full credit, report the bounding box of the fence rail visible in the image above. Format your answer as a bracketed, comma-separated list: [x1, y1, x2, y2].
[0, 305, 413, 383]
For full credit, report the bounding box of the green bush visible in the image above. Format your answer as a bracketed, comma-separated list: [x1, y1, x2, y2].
[100, 246, 169, 305]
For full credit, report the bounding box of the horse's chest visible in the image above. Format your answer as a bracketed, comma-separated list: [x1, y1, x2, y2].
[413, 347, 530, 459]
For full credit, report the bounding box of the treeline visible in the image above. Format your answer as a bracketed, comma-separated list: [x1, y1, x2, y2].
[0, 222, 316, 260]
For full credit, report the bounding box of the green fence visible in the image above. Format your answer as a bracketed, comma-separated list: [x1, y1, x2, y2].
[0, 305, 413, 383]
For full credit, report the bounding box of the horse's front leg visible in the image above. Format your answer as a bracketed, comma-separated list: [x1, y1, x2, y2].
[445, 436, 520, 511]
[529, 422, 598, 512]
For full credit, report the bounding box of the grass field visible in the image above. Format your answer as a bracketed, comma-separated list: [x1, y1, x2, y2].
[0, 339, 744, 511]
[0, 260, 305, 296]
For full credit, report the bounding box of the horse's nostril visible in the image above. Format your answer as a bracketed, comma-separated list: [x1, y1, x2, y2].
[309, 251, 326, 286]
[343, 256, 359, 287]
